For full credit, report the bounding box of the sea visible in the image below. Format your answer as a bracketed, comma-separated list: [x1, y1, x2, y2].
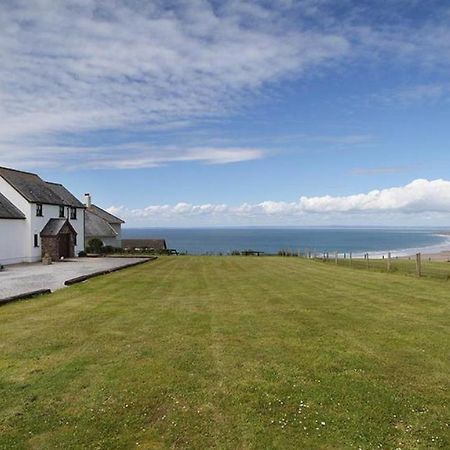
[122, 227, 450, 257]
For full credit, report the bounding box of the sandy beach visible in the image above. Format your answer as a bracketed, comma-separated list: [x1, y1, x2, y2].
[412, 251, 450, 262]
[420, 232, 450, 261]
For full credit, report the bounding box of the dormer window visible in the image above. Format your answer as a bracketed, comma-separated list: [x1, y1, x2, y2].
[70, 207, 77, 220]
[59, 205, 65, 218]
[36, 203, 43, 217]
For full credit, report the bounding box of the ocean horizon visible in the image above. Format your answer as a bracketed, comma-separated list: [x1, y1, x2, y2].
[122, 227, 450, 256]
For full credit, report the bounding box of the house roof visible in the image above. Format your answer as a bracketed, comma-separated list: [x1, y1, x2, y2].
[85, 209, 118, 238]
[40, 219, 77, 237]
[87, 204, 125, 224]
[0, 193, 25, 219]
[0, 166, 83, 207]
[46, 182, 84, 208]
[122, 239, 167, 250]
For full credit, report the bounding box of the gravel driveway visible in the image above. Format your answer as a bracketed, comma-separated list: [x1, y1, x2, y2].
[0, 257, 149, 300]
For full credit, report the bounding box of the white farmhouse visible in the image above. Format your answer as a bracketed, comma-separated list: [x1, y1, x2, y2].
[0, 167, 85, 265]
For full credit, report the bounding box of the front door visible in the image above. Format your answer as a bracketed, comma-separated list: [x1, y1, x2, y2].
[58, 234, 71, 258]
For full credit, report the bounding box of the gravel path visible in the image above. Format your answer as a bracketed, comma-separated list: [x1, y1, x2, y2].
[0, 257, 149, 299]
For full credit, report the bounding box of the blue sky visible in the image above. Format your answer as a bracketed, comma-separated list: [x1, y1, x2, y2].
[1, 0, 450, 226]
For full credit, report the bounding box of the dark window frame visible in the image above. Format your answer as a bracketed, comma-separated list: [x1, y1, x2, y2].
[34, 234, 39, 248]
[36, 203, 43, 217]
[59, 205, 65, 218]
[70, 207, 77, 220]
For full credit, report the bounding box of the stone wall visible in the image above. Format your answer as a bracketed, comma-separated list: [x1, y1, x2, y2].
[41, 236, 59, 261]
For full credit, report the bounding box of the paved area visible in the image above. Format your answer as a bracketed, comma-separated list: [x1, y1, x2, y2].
[0, 257, 148, 300]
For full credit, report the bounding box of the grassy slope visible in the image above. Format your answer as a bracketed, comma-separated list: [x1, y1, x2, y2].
[0, 257, 448, 449]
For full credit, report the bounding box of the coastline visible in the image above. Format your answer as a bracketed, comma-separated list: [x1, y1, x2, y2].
[375, 234, 450, 261]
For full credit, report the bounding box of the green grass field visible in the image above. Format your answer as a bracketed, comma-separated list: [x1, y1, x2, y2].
[0, 257, 449, 449]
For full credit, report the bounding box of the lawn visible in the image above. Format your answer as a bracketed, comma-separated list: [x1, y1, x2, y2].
[0, 256, 449, 449]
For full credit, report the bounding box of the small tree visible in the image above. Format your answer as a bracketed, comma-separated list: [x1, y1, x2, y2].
[87, 238, 104, 254]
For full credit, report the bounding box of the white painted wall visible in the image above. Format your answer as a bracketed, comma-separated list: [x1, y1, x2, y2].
[0, 176, 86, 263]
[111, 223, 122, 247]
[0, 219, 27, 265]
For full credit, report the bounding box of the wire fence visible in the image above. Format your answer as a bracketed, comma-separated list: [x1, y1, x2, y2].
[278, 249, 450, 281]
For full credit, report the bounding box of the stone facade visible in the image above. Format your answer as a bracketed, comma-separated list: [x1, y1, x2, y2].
[41, 222, 76, 261]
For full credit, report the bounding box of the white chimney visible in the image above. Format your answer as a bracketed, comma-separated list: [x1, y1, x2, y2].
[84, 193, 92, 207]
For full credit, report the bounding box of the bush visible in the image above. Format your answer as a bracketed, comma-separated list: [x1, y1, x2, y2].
[87, 238, 104, 254]
[78, 250, 87, 257]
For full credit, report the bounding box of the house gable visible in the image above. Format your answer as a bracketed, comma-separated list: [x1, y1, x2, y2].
[40, 218, 77, 237]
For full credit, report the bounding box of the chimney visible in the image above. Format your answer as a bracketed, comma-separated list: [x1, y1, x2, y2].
[84, 193, 91, 207]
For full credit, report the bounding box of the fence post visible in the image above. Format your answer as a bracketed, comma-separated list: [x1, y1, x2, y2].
[335, 252, 338, 264]
[366, 253, 370, 269]
[349, 252, 352, 266]
[416, 253, 422, 277]
[387, 252, 391, 272]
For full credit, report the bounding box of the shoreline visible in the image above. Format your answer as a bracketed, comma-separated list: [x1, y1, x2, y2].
[355, 234, 450, 261]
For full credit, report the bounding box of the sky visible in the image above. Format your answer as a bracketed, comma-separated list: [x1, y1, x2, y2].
[1, 0, 450, 227]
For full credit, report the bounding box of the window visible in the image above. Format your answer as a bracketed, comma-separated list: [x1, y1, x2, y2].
[59, 205, 65, 218]
[36, 203, 43, 217]
[74, 234, 77, 246]
[70, 207, 77, 220]
[34, 234, 39, 247]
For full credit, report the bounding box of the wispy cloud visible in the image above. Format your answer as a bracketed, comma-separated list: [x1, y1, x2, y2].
[0, 0, 348, 169]
[109, 179, 450, 225]
[1, 1, 450, 169]
[373, 83, 450, 106]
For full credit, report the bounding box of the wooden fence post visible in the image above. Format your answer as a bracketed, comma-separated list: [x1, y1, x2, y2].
[349, 252, 352, 266]
[416, 253, 422, 277]
[335, 252, 338, 264]
[366, 253, 370, 269]
[387, 252, 391, 272]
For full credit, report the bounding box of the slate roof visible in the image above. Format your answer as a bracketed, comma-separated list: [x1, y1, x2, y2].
[0, 193, 25, 219]
[0, 166, 83, 207]
[122, 239, 167, 250]
[85, 210, 118, 238]
[40, 219, 77, 237]
[46, 182, 84, 208]
[87, 204, 125, 224]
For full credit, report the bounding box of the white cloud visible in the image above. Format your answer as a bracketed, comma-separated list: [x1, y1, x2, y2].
[108, 179, 450, 225]
[1, 1, 450, 169]
[0, 0, 349, 169]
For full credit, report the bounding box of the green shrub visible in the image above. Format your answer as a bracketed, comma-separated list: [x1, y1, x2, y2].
[87, 238, 104, 254]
